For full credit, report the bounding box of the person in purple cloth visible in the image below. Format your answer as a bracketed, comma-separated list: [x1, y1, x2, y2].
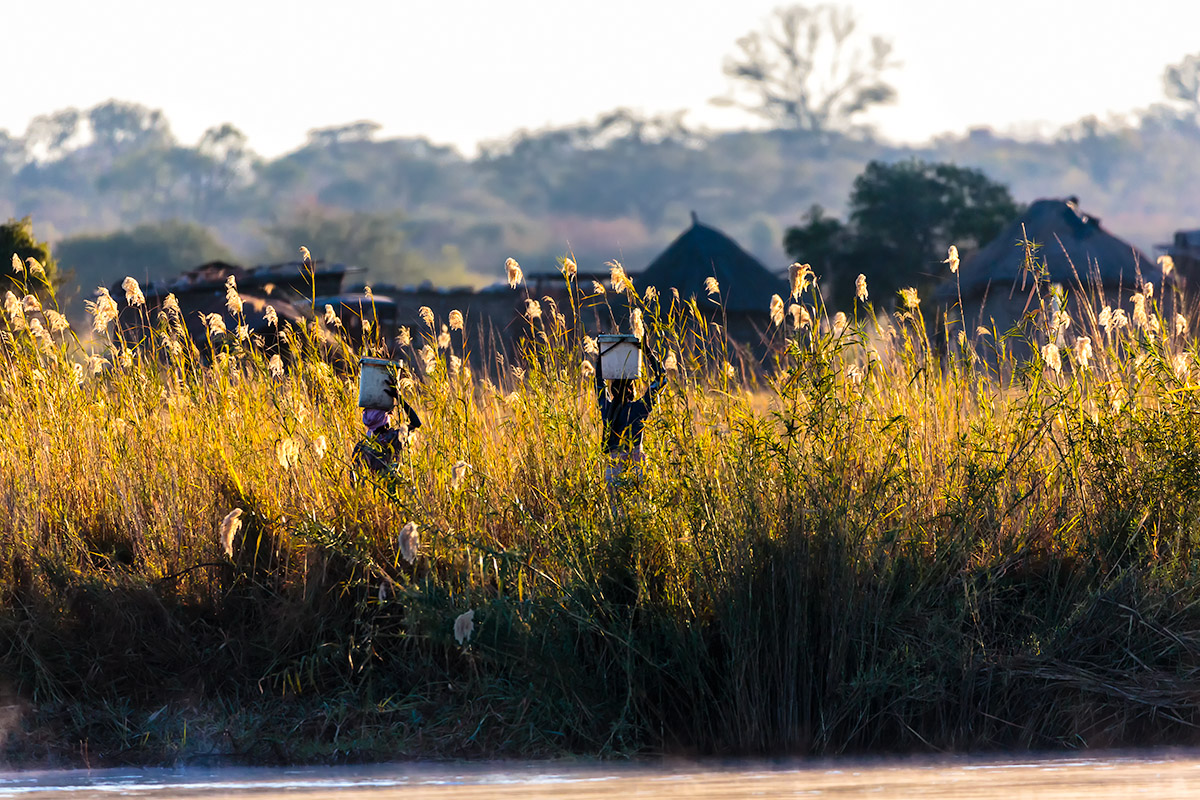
[354, 372, 421, 474]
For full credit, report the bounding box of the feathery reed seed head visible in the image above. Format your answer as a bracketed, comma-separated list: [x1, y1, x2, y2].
[87, 288, 120, 333]
[419, 306, 434, 329]
[505, 257, 523, 289]
[609, 261, 630, 294]
[454, 610, 475, 644]
[324, 304, 342, 328]
[219, 508, 243, 559]
[832, 311, 847, 335]
[122, 277, 146, 307]
[1132, 294, 1148, 329]
[450, 460, 472, 491]
[399, 521, 419, 563]
[769, 294, 784, 327]
[224, 275, 242, 316]
[1174, 352, 1191, 379]
[420, 344, 437, 374]
[945, 245, 960, 274]
[276, 438, 300, 470]
[1042, 342, 1062, 375]
[1074, 336, 1092, 369]
[206, 313, 226, 337]
[45, 309, 68, 333]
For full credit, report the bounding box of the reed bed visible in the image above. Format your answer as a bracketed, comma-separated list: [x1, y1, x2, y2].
[4, 245, 1200, 765]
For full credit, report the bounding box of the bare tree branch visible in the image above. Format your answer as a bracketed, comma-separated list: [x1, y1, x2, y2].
[715, 3, 898, 134]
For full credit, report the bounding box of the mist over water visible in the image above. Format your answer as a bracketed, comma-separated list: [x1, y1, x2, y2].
[6, 753, 1200, 799]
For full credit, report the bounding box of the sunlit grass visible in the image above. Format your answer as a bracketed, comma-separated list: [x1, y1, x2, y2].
[4, 242, 1200, 763]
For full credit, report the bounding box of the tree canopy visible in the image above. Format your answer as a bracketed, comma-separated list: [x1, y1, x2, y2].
[56, 220, 233, 298]
[1, 216, 56, 291]
[785, 159, 1021, 307]
[1, 84, 1200, 306]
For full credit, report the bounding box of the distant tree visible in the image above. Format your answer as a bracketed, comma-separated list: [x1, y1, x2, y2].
[714, 4, 899, 134]
[88, 100, 173, 154]
[305, 121, 383, 149]
[192, 124, 258, 219]
[784, 160, 1020, 306]
[783, 204, 850, 279]
[1164, 52, 1200, 118]
[0, 216, 57, 290]
[265, 208, 434, 287]
[56, 220, 234, 295]
[23, 108, 84, 161]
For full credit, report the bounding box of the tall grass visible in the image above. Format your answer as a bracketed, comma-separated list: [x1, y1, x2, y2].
[4, 247, 1200, 765]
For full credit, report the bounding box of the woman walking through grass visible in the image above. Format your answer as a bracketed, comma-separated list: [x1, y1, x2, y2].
[355, 371, 422, 474]
[596, 347, 665, 489]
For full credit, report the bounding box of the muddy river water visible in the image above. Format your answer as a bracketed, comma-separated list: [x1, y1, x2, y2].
[5, 752, 1200, 798]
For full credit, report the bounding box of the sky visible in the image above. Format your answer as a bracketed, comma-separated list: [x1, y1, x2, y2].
[9, 0, 1200, 157]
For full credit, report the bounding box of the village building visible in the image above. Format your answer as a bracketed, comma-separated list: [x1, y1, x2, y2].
[634, 212, 786, 346]
[938, 198, 1162, 335]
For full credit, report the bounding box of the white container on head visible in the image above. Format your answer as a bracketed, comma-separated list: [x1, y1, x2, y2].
[358, 358, 402, 409]
[597, 334, 642, 380]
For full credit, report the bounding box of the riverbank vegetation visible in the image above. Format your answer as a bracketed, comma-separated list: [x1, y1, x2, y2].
[4, 248, 1200, 766]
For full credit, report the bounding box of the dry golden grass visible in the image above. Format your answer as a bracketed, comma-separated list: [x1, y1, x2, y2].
[5, 241, 1200, 763]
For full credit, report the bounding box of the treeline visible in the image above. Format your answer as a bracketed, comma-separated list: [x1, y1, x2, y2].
[6, 99, 1200, 303]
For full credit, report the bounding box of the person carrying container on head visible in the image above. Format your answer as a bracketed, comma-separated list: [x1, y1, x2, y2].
[595, 336, 665, 489]
[355, 360, 421, 474]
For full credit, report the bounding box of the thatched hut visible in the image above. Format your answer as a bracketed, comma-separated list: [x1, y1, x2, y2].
[633, 212, 782, 338]
[940, 198, 1160, 333]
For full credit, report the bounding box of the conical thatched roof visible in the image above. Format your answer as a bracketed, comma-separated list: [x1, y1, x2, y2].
[636, 214, 786, 314]
[944, 198, 1158, 304]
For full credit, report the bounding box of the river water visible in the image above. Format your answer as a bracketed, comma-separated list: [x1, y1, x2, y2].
[4, 752, 1200, 798]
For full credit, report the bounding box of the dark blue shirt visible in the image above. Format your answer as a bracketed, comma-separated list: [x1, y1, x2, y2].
[596, 372, 664, 453]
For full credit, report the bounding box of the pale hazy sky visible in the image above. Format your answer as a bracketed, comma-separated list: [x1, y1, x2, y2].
[10, 0, 1200, 156]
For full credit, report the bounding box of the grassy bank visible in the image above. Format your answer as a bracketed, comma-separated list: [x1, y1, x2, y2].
[4, 252, 1200, 766]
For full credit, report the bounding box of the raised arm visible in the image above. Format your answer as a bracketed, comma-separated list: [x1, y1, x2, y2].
[644, 347, 666, 396]
[401, 398, 421, 432]
[594, 350, 606, 405]
[385, 371, 421, 431]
